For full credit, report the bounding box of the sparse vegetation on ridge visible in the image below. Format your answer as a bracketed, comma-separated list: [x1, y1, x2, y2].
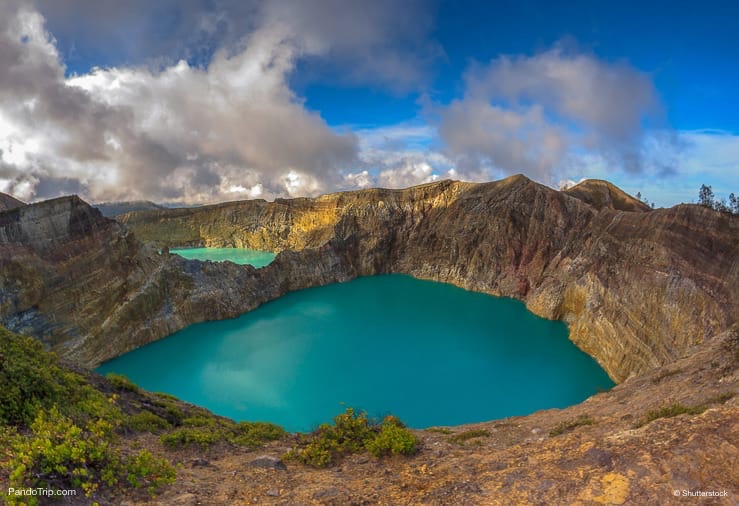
[637, 402, 706, 428]
[698, 184, 739, 214]
[448, 429, 491, 445]
[549, 415, 596, 437]
[285, 408, 419, 468]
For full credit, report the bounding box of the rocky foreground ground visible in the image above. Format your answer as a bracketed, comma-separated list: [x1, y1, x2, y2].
[113, 326, 737, 505]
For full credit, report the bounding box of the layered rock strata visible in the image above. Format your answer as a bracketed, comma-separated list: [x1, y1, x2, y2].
[1, 176, 737, 384]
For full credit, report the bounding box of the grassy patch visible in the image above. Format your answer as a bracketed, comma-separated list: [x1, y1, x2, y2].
[636, 402, 706, 428]
[105, 373, 140, 393]
[284, 409, 418, 468]
[232, 421, 286, 449]
[449, 429, 490, 445]
[425, 427, 453, 435]
[154, 392, 180, 401]
[126, 411, 171, 433]
[549, 415, 596, 437]
[160, 417, 285, 450]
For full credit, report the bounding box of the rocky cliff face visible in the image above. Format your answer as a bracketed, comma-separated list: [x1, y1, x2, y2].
[1, 176, 737, 382]
[0, 191, 24, 211]
[115, 176, 738, 382]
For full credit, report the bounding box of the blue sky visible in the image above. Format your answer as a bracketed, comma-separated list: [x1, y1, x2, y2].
[0, 0, 737, 206]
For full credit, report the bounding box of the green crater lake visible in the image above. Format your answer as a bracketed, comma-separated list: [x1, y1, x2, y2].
[99, 270, 614, 432]
[171, 247, 276, 267]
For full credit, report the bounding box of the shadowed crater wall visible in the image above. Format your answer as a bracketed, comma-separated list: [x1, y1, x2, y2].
[1, 176, 737, 384]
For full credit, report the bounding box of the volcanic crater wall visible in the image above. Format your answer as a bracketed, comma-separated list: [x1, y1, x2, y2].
[1, 176, 737, 383]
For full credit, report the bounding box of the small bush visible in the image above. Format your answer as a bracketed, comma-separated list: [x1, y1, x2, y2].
[163, 404, 185, 425]
[549, 416, 595, 437]
[0, 328, 63, 426]
[106, 373, 140, 393]
[449, 429, 490, 445]
[126, 411, 171, 433]
[232, 421, 286, 448]
[125, 449, 176, 496]
[65, 384, 124, 426]
[640, 403, 705, 426]
[160, 427, 221, 449]
[5, 407, 118, 498]
[0, 327, 177, 502]
[183, 416, 216, 427]
[366, 420, 418, 457]
[160, 418, 285, 450]
[425, 427, 452, 435]
[285, 409, 418, 467]
[154, 392, 180, 401]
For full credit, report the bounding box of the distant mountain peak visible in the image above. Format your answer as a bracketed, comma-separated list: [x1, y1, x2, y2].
[564, 179, 651, 212]
[0, 192, 25, 212]
[93, 200, 164, 217]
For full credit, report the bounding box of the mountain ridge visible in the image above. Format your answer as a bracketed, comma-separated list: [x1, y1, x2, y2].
[1, 176, 736, 384]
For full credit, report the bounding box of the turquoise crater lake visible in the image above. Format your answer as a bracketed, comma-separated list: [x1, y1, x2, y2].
[171, 247, 276, 268]
[98, 271, 614, 432]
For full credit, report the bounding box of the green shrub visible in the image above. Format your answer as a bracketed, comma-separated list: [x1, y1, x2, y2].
[232, 421, 286, 448]
[182, 416, 216, 427]
[160, 427, 221, 449]
[154, 392, 180, 401]
[366, 421, 418, 457]
[105, 373, 140, 393]
[425, 427, 452, 435]
[0, 328, 63, 426]
[640, 403, 705, 427]
[0, 327, 178, 502]
[549, 416, 595, 436]
[65, 383, 124, 426]
[285, 408, 374, 467]
[449, 429, 490, 445]
[161, 403, 185, 425]
[126, 411, 171, 433]
[160, 417, 286, 450]
[125, 450, 176, 496]
[286, 409, 418, 467]
[5, 406, 119, 498]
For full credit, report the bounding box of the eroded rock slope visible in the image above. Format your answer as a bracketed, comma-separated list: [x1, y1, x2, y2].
[118, 175, 738, 381]
[0, 176, 736, 381]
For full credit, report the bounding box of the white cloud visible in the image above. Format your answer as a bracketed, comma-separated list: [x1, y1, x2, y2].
[343, 170, 373, 189]
[435, 46, 670, 185]
[0, 3, 361, 203]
